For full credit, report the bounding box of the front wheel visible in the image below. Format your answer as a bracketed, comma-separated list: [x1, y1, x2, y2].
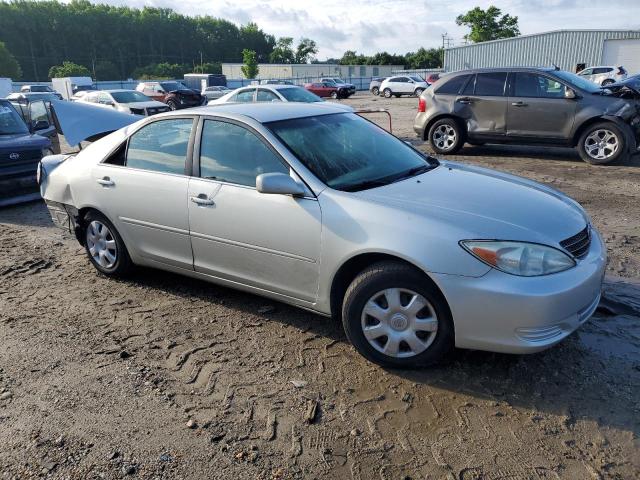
[428, 118, 464, 154]
[577, 122, 627, 165]
[371, 86, 379, 96]
[330, 91, 338, 99]
[167, 100, 178, 110]
[83, 211, 132, 277]
[414, 88, 424, 96]
[342, 261, 454, 368]
[601, 79, 615, 86]
[383, 88, 392, 98]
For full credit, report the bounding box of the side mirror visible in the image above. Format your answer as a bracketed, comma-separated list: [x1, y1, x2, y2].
[33, 119, 50, 131]
[564, 89, 577, 99]
[256, 173, 305, 196]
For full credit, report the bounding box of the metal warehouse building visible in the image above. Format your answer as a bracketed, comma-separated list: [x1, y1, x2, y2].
[221, 63, 403, 80]
[445, 30, 640, 74]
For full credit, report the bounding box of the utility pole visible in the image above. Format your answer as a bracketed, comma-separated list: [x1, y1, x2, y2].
[441, 33, 453, 68]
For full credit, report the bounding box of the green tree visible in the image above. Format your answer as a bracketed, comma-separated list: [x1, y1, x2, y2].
[94, 60, 119, 80]
[193, 62, 222, 74]
[269, 37, 295, 64]
[339, 50, 367, 65]
[405, 48, 442, 69]
[0, 41, 21, 78]
[48, 61, 91, 79]
[295, 38, 318, 64]
[241, 49, 259, 79]
[456, 6, 520, 43]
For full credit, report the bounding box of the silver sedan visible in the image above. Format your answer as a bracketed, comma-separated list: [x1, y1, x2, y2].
[38, 103, 606, 367]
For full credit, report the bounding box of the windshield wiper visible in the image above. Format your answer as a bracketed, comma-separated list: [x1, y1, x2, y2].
[389, 164, 436, 183]
[339, 178, 392, 192]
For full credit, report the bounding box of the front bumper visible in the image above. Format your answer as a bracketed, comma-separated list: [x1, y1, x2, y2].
[432, 227, 607, 354]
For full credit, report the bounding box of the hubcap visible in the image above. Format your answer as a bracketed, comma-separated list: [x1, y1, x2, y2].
[361, 288, 438, 358]
[432, 124, 457, 150]
[584, 129, 618, 160]
[86, 220, 117, 269]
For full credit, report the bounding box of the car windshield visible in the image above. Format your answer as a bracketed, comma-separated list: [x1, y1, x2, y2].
[277, 87, 323, 103]
[0, 102, 29, 135]
[410, 76, 424, 82]
[331, 78, 345, 84]
[111, 91, 151, 103]
[160, 81, 188, 91]
[267, 113, 438, 192]
[553, 71, 601, 93]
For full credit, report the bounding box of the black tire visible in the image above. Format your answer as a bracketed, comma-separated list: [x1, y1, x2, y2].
[414, 88, 424, 97]
[383, 88, 392, 98]
[371, 86, 379, 96]
[342, 261, 454, 368]
[167, 100, 178, 110]
[428, 118, 464, 154]
[601, 79, 615, 86]
[83, 210, 132, 277]
[577, 121, 627, 165]
[330, 91, 338, 99]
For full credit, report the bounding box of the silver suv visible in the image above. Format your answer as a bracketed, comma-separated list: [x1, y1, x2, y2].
[414, 67, 640, 164]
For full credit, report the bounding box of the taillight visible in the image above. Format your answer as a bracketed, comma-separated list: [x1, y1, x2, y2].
[418, 97, 426, 113]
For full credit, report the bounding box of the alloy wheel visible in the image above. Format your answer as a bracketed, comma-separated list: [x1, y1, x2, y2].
[86, 220, 117, 269]
[584, 129, 619, 161]
[360, 288, 438, 358]
[432, 124, 457, 150]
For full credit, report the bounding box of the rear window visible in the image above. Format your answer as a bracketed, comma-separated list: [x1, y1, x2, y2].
[435, 74, 471, 95]
[474, 72, 507, 96]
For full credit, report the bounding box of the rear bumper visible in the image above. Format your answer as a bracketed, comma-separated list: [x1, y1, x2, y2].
[432, 227, 607, 354]
[413, 112, 428, 138]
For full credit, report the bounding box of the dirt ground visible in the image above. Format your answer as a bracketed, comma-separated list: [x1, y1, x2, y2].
[1, 93, 639, 479]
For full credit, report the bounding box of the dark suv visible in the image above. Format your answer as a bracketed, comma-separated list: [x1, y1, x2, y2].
[136, 81, 203, 110]
[414, 67, 640, 164]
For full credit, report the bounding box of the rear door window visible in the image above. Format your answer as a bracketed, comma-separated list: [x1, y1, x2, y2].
[256, 89, 280, 102]
[474, 72, 507, 96]
[435, 74, 471, 95]
[126, 119, 194, 174]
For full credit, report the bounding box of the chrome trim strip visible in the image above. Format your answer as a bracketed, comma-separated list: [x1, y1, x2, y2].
[120, 216, 190, 236]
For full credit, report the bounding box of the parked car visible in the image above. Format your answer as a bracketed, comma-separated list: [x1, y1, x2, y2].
[20, 84, 56, 94]
[414, 67, 640, 164]
[304, 81, 349, 99]
[0, 99, 54, 207]
[369, 77, 386, 96]
[578, 66, 627, 86]
[321, 78, 355, 97]
[260, 79, 294, 85]
[7, 95, 60, 153]
[6, 91, 62, 102]
[379, 76, 429, 98]
[425, 73, 441, 85]
[136, 81, 203, 110]
[38, 102, 605, 367]
[77, 89, 170, 116]
[201, 86, 233, 101]
[209, 85, 325, 104]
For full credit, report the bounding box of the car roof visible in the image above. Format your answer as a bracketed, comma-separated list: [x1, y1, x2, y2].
[186, 102, 351, 123]
[446, 67, 558, 75]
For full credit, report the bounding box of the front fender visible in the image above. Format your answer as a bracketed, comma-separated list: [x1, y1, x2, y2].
[602, 115, 638, 153]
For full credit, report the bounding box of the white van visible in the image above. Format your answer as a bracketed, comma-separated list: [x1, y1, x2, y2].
[52, 77, 95, 100]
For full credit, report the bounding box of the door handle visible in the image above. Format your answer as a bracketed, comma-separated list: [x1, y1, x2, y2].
[511, 101, 527, 107]
[190, 195, 214, 206]
[97, 177, 114, 187]
[457, 97, 473, 104]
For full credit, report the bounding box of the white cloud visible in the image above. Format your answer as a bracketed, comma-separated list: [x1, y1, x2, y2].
[85, 0, 640, 58]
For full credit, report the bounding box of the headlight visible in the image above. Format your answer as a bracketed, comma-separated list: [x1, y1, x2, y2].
[460, 240, 576, 276]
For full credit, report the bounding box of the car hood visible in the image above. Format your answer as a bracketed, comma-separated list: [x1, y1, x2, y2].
[353, 161, 588, 243]
[171, 89, 200, 96]
[119, 100, 168, 109]
[0, 132, 50, 150]
[602, 76, 640, 95]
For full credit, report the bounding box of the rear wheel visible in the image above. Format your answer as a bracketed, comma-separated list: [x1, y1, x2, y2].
[383, 88, 392, 98]
[83, 211, 132, 277]
[371, 86, 379, 96]
[577, 122, 627, 165]
[167, 100, 178, 110]
[428, 118, 464, 154]
[342, 261, 454, 368]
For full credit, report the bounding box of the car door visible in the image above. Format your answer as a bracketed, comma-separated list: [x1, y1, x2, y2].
[28, 100, 60, 153]
[399, 77, 414, 94]
[592, 67, 613, 85]
[506, 72, 577, 141]
[578, 68, 594, 83]
[187, 118, 322, 302]
[90, 117, 196, 269]
[454, 72, 508, 137]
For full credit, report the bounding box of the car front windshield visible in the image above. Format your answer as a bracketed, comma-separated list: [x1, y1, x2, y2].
[160, 81, 188, 91]
[111, 91, 151, 103]
[331, 78, 345, 84]
[553, 71, 601, 93]
[277, 87, 323, 102]
[267, 113, 438, 192]
[410, 76, 424, 82]
[0, 102, 29, 135]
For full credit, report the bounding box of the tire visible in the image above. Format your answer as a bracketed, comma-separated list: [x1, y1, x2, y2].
[428, 118, 464, 154]
[371, 87, 379, 96]
[167, 100, 178, 110]
[342, 261, 454, 368]
[83, 211, 132, 277]
[577, 121, 627, 165]
[330, 91, 338, 99]
[383, 88, 392, 98]
[601, 79, 615, 86]
[414, 88, 424, 97]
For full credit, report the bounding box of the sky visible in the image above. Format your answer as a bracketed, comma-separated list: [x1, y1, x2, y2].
[92, 0, 640, 59]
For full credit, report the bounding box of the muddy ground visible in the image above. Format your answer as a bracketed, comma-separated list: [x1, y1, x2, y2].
[1, 93, 639, 479]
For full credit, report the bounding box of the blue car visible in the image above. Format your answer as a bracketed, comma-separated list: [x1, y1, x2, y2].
[0, 99, 54, 207]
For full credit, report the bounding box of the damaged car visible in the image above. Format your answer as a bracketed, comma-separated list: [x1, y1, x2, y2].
[414, 67, 640, 164]
[37, 101, 605, 367]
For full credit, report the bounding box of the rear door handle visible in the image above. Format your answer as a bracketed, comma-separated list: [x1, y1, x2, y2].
[511, 101, 527, 107]
[97, 177, 114, 187]
[190, 195, 214, 206]
[457, 97, 473, 104]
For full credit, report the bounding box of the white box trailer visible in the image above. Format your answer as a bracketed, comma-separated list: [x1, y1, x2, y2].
[0, 78, 12, 98]
[52, 76, 94, 100]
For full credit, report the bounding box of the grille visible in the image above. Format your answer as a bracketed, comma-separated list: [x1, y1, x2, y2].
[560, 226, 591, 259]
[0, 148, 42, 163]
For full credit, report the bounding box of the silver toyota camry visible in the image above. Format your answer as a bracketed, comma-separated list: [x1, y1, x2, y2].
[39, 102, 606, 367]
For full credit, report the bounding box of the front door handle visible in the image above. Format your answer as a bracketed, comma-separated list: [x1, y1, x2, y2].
[511, 101, 527, 107]
[97, 177, 114, 187]
[190, 195, 214, 206]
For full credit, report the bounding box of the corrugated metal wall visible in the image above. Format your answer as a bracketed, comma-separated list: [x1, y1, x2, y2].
[445, 30, 640, 72]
